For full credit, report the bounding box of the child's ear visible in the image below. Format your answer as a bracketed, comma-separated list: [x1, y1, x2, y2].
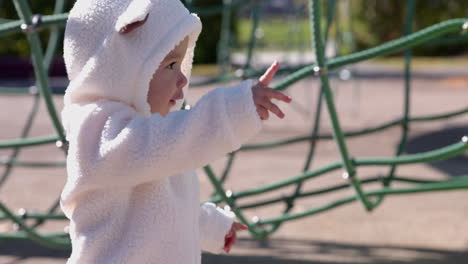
[115, 0, 152, 34]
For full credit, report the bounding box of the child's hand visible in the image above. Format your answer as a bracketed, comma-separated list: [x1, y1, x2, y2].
[252, 61, 292, 120]
[223, 222, 247, 253]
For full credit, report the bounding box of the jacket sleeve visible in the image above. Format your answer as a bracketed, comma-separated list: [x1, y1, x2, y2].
[199, 202, 234, 254]
[61, 80, 262, 196]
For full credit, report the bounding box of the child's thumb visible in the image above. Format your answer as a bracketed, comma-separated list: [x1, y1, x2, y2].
[233, 222, 248, 230]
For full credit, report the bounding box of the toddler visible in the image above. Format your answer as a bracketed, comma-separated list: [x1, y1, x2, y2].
[60, 0, 290, 263]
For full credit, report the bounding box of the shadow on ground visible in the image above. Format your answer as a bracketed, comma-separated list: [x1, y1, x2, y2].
[1, 238, 467, 264]
[204, 238, 468, 264]
[405, 125, 468, 176]
[0, 239, 70, 263]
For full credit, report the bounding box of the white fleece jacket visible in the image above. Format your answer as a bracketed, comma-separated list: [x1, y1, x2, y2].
[60, 0, 262, 263]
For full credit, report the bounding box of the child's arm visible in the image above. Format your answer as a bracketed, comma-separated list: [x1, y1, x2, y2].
[198, 203, 234, 253]
[196, 63, 289, 254]
[62, 62, 289, 197]
[198, 202, 247, 254]
[63, 79, 260, 194]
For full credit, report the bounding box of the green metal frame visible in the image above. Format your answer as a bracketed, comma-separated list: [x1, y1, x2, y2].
[0, 0, 467, 248]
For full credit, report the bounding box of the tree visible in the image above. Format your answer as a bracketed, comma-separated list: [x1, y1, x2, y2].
[350, 0, 468, 56]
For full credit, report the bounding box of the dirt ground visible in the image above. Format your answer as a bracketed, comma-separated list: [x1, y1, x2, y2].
[1, 67, 468, 263]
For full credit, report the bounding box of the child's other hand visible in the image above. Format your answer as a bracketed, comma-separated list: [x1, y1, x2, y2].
[223, 222, 247, 253]
[252, 61, 292, 120]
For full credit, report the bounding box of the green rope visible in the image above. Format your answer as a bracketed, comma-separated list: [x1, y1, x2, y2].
[240, 107, 468, 151]
[0, 13, 68, 37]
[217, 0, 233, 75]
[209, 138, 468, 202]
[0, 92, 41, 187]
[0, 202, 70, 248]
[12, 0, 66, 146]
[288, 0, 337, 233]
[257, 175, 468, 226]
[273, 18, 468, 91]
[0, 135, 59, 149]
[373, 0, 416, 208]
[0, 0, 67, 188]
[243, 1, 261, 71]
[0, 0, 69, 247]
[310, 0, 373, 211]
[223, 176, 445, 210]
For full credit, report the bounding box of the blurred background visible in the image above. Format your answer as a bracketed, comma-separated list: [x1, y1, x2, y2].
[1, 1, 468, 264]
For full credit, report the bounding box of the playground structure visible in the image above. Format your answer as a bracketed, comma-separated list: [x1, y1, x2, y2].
[0, 0, 468, 250]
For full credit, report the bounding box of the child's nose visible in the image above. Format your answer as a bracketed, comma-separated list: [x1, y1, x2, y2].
[177, 73, 188, 89]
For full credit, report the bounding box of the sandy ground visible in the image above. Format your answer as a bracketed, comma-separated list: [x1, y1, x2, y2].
[1, 70, 468, 263]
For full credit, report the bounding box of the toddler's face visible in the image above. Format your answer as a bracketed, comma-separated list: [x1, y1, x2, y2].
[147, 37, 189, 116]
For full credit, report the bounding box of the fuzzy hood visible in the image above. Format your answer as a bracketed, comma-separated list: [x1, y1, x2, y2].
[63, 0, 202, 117]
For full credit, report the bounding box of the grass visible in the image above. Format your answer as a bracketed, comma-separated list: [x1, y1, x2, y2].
[192, 55, 467, 78]
[195, 17, 466, 75]
[192, 64, 220, 76]
[369, 55, 468, 70]
[236, 18, 311, 51]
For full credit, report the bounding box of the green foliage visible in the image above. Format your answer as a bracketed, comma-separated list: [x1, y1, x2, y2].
[1, 0, 467, 60]
[0, 0, 235, 63]
[189, 0, 223, 63]
[350, 0, 468, 56]
[183, 0, 237, 64]
[0, 0, 75, 58]
[236, 18, 311, 51]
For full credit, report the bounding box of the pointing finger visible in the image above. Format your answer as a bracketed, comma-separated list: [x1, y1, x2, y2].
[259, 61, 279, 86]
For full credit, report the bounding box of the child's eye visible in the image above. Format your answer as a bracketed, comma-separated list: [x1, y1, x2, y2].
[167, 62, 176, 70]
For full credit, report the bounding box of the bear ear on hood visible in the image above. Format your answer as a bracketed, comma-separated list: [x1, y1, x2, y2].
[115, 0, 153, 34]
[118, 13, 149, 34]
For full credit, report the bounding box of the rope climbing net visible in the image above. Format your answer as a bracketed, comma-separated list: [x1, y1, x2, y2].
[1, 0, 468, 248]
